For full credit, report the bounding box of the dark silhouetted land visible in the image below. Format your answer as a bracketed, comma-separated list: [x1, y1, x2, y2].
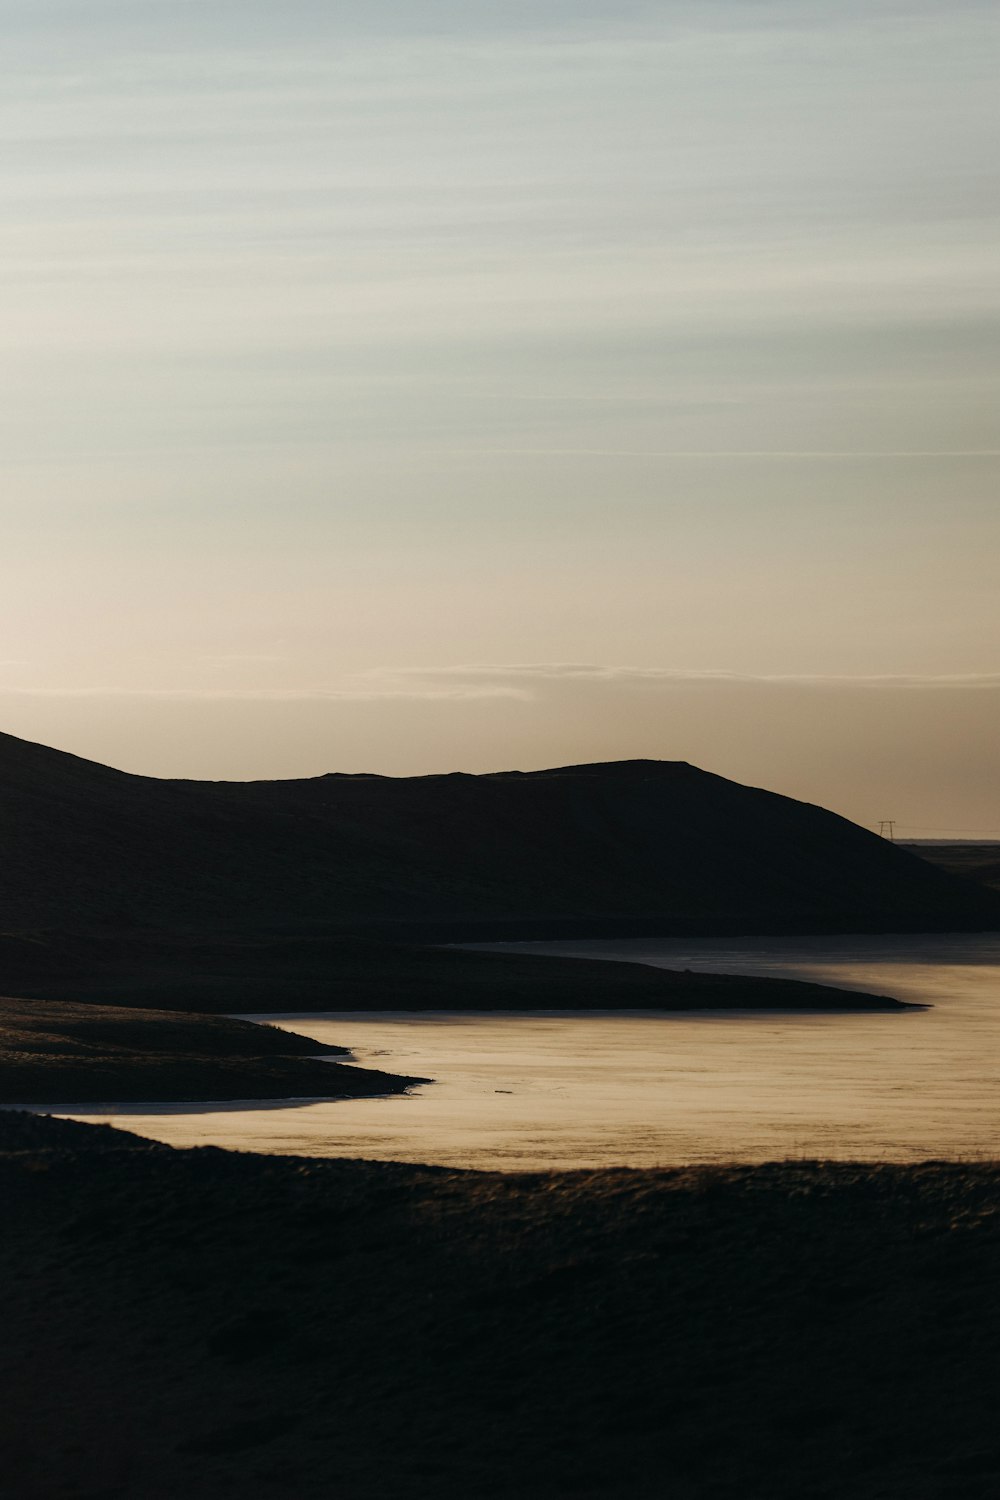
[0, 732, 993, 938]
[0, 731, 995, 1013]
[0, 969, 912, 1103]
[2, 1111, 998, 1500]
[904, 841, 1000, 895]
[0, 995, 423, 1104]
[0, 934, 913, 1019]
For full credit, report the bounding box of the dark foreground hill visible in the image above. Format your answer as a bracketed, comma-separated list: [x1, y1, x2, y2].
[2, 1111, 999, 1500]
[0, 731, 994, 941]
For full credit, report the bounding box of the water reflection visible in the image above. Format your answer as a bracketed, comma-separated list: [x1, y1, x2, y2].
[60, 933, 1000, 1169]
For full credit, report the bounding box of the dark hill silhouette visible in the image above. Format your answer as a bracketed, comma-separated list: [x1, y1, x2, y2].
[0, 733, 994, 938]
[0, 732, 996, 1012]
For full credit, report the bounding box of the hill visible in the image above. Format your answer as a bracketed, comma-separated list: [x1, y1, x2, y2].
[0, 732, 994, 938]
[0, 732, 994, 1010]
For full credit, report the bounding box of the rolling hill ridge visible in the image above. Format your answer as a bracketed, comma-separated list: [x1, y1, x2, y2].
[0, 731, 995, 1011]
[0, 732, 993, 937]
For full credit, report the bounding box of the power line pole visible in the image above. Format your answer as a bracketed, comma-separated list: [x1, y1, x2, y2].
[878, 820, 896, 841]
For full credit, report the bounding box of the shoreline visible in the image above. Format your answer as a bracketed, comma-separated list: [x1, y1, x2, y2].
[0, 995, 427, 1107]
[0, 926, 962, 1014]
[0, 958, 915, 1108]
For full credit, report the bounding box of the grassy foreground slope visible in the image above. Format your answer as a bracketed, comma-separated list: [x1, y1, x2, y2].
[2, 1112, 998, 1500]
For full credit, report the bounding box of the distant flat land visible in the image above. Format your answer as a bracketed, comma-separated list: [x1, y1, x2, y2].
[2, 1112, 998, 1500]
[904, 842, 1000, 895]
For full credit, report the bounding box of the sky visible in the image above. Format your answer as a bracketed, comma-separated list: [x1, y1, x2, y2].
[1, 0, 997, 834]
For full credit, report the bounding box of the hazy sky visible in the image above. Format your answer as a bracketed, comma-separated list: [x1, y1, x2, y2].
[1, 0, 997, 832]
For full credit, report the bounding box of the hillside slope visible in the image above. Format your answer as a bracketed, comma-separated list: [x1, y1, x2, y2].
[0, 733, 994, 940]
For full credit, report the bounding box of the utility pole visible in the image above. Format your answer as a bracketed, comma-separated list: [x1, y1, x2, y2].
[878, 820, 896, 841]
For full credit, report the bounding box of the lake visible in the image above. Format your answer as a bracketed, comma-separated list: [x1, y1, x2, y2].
[59, 933, 1000, 1169]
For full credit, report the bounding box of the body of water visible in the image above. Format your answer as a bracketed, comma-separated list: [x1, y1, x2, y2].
[58, 933, 1000, 1168]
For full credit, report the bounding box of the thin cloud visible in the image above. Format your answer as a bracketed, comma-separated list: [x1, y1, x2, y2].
[443, 449, 1000, 460]
[199, 653, 288, 667]
[4, 666, 996, 702]
[0, 683, 528, 703]
[360, 665, 1000, 693]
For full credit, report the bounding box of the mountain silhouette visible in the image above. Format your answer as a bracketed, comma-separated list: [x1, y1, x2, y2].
[0, 734, 993, 936]
[0, 732, 994, 1011]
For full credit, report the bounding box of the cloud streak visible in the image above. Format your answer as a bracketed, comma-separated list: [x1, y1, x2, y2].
[386, 665, 1000, 692]
[3, 666, 999, 702]
[0, 683, 529, 703]
[444, 450, 1000, 460]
